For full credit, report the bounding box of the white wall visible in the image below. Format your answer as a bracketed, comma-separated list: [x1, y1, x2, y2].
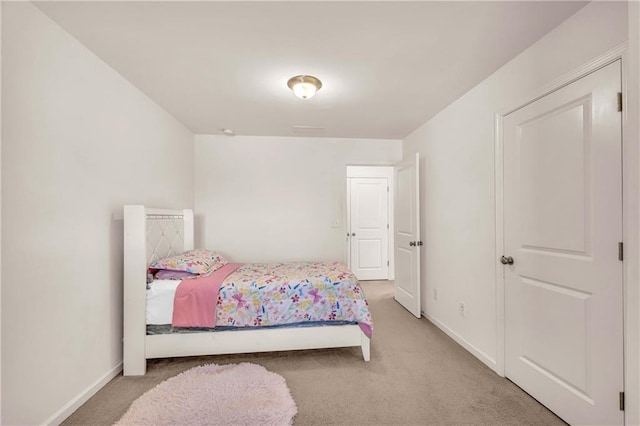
[1, 3, 194, 425]
[194, 135, 401, 263]
[0, 1, 3, 421]
[403, 1, 628, 369]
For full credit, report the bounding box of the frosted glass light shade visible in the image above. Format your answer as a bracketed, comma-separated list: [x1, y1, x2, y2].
[293, 82, 317, 99]
[287, 75, 322, 99]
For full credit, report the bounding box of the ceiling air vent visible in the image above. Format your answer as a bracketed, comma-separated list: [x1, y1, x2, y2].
[291, 126, 325, 136]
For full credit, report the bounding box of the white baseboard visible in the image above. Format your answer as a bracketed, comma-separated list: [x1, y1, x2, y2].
[425, 313, 498, 372]
[44, 362, 123, 426]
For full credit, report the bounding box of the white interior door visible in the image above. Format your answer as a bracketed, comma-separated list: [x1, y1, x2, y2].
[394, 153, 420, 318]
[503, 61, 623, 425]
[349, 177, 389, 280]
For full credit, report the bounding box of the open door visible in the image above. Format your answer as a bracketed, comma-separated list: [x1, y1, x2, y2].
[394, 153, 421, 317]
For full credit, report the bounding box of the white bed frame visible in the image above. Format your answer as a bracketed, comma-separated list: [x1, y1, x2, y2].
[123, 205, 371, 376]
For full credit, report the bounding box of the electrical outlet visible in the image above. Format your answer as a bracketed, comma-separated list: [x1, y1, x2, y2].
[433, 288, 438, 301]
[458, 301, 466, 316]
[331, 219, 340, 228]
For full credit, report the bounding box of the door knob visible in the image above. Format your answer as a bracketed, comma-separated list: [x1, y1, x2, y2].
[351, 233, 356, 236]
[409, 241, 416, 247]
[500, 256, 514, 265]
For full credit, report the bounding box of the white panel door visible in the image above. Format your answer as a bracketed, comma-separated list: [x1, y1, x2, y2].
[503, 61, 623, 425]
[349, 177, 389, 280]
[394, 153, 420, 317]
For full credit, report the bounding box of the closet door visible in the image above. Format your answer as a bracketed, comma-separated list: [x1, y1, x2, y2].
[503, 61, 623, 425]
[349, 178, 389, 280]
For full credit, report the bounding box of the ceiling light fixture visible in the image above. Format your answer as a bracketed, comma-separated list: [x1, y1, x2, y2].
[287, 75, 322, 99]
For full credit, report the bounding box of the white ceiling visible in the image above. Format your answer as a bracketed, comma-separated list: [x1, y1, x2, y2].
[34, 1, 587, 139]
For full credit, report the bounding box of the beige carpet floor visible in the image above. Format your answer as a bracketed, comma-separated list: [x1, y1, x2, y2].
[63, 281, 564, 425]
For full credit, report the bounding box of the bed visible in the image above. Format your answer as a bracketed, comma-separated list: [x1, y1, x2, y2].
[123, 205, 372, 376]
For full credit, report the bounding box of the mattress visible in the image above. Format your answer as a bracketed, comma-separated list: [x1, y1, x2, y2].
[146, 261, 373, 336]
[146, 279, 181, 324]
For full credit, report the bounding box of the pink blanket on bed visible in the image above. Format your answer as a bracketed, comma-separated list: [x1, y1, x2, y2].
[172, 263, 242, 328]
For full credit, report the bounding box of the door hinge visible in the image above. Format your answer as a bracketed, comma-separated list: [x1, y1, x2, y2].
[387, 186, 389, 193]
[619, 242, 624, 261]
[387, 260, 389, 266]
[617, 92, 623, 112]
[387, 223, 389, 229]
[620, 391, 625, 411]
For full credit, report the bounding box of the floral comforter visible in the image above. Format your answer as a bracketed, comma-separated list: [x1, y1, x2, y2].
[216, 261, 372, 337]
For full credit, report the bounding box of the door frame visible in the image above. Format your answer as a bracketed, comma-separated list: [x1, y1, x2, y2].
[494, 43, 632, 381]
[346, 166, 395, 280]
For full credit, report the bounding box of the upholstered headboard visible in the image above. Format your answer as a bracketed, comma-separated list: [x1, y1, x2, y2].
[145, 210, 193, 265]
[122, 205, 194, 375]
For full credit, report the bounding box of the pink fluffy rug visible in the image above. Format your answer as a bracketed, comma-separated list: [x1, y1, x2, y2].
[116, 363, 297, 425]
